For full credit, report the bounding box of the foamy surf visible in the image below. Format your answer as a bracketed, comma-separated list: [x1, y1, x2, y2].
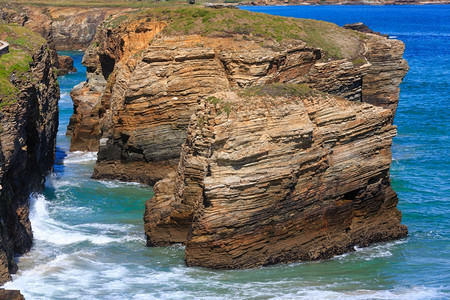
[30, 194, 140, 245]
[62, 151, 98, 165]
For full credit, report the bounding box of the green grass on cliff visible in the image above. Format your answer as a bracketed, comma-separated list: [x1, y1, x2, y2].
[238, 83, 320, 99]
[103, 6, 363, 60]
[0, 22, 46, 107]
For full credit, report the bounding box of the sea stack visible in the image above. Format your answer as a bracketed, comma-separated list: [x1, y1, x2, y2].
[65, 8, 408, 268]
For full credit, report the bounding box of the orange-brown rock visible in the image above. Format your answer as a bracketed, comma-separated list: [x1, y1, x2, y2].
[60, 8, 408, 269]
[67, 9, 407, 186]
[56, 55, 77, 76]
[0, 289, 25, 300]
[145, 86, 407, 268]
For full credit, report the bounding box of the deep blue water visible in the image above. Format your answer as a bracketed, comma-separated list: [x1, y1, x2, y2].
[2, 5, 449, 299]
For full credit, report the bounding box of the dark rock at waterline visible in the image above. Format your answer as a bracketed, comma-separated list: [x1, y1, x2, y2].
[0, 288, 25, 300]
[0, 26, 59, 284]
[343, 22, 389, 38]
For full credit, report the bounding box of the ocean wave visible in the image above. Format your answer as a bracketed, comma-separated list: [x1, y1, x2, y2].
[62, 151, 98, 165]
[97, 180, 147, 189]
[272, 286, 444, 300]
[334, 239, 406, 261]
[29, 194, 141, 246]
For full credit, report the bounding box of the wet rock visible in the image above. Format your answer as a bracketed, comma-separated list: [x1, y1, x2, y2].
[0, 288, 25, 300]
[0, 27, 59, 284]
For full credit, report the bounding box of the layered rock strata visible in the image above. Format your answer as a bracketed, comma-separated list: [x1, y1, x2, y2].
[146, 86, 408, 268]
[62, 9, 407, 268]
[67, 9, 407, 187]
[0, 25, 59, 283]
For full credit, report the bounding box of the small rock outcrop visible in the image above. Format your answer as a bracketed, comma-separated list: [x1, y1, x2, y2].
[0, 40, 8, 58]
[0, 288, 25, 300]
[0, 23, 59, 283]
[55, 55, 77, 76]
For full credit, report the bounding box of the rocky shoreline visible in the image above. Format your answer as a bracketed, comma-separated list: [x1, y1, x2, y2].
[61, 7, 408, 268]
[0, 23, 59, 284]
[0, 2, 408, 278]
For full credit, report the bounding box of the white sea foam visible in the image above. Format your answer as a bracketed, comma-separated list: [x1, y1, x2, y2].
[334, 239, 406, 261]
[73, 222, 135, 232]
[272, 286, 444, 300]
[47, 179, 80, 189]
[63, 151, 97, 165]
[29, 194, 138, 246]
[97, 180, 147, 188]
[60, 92, 69, 99]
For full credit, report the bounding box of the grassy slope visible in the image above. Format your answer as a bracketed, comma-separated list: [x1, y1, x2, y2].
[0, 22, 46, 107]
[103, 6, 363, 59]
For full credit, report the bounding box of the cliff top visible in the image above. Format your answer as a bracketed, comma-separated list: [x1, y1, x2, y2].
[0, 21, 46, 107]
[4, 0, 447, 7]
[2, 0, 187, 8]
[102, 6, 365, 60]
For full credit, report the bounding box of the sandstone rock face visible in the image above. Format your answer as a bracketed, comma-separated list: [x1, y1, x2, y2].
[0, 43, 59, 283]
[64, 10, 408, 268]
[145, 88, 408, 268]
[79, 21, 406, 185]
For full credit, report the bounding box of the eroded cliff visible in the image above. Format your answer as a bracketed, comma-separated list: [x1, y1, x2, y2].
[0, 23, 59, 283]
[65, 7, 408, 268]
[1, 4, 132, 50]
[67, 8, 407, 186]
[145, 86, 407, 268]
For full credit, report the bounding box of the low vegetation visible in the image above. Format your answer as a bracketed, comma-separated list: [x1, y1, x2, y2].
[206, 95, 232, 117]
[0, 22, 46, 108]
[102, 6, 363, 60]
[238, 83, 320, 99]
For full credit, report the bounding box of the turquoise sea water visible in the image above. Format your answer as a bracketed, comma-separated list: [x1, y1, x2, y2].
[3, 5, 449, 299]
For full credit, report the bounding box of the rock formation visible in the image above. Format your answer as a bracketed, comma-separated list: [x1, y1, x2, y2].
[1, 4, 132, 50]
[67, 8, 406, 185]
[145, 86, 408, 268]
[0, 288, 25, 300]
[63, 7, 407, 268]
[0, 23, 59, 283]
[55, 55, 77, 76]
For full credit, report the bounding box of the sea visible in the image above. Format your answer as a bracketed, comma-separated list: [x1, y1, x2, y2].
[2, 5, 449, 299]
